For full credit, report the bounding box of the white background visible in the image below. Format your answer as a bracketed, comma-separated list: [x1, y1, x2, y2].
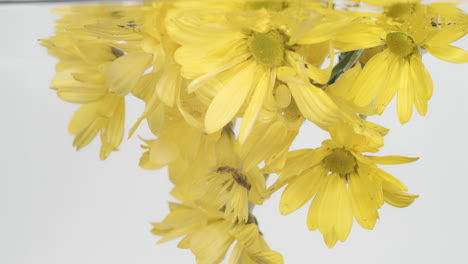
[1, 2, 468, 264]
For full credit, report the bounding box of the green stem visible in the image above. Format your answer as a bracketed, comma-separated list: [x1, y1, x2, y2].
[328, 49, 363, 85]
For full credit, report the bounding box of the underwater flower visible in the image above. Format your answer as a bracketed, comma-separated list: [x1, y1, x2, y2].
[42, 35, 126, 159]
[138, 112, 220, 170]
[166, 127, 266, 223]
[152, 201, 283, 264]
[68, 94, 125, 160]
[42, 0, 461, 261]
[166, 1, 357, 141]
[268, 122, 418, 247]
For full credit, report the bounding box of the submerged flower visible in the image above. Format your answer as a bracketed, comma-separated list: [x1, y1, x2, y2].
[169, 128, 266, 223]
[68, 94, 125, 160]
[269, 122, 418, 247]
[42, 0, 462, 260]
[167, 2, 357, 141]
[152, 201, 283, 264]
[42, 35, 126, 159]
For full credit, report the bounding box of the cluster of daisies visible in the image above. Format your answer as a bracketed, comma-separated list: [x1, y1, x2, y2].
[43, 0, 467, 263]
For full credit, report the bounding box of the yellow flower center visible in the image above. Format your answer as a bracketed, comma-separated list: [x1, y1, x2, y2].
[322, 148, 356, 175]
[248, 1, 286, 11]
[385, 3, 418, 20]
[386, 32, 416, 58]
[249, 30, 287, 67]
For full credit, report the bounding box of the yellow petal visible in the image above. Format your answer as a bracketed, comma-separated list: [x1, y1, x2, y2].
[383, 182, 419, 208]
[251, 251, 284, 264]
[396, 59, 413, 124]
[349, 50, 391, 107]
[156, 63, 182, 108]
[349, 173, 381, 230]
[280, 166, 326, 215]
[107, 52, 152, 96]
[239, 67, 272, 143]
[139, 151, 165, 170]
[99, 97, 125, 160]
[285, 79, 343, 129]
[373, 53, 401, 115]
[190, 222, 233, 264]
[333, 22, 386, 52]
[266, 148, 322, 197]
[205, 61, 256, 133]
[186, 52, 251, 93]
[149, 138, 179, 166]
[409, 55, 431, 116]
[333, 177, 353, 243]
[365, 155, 419, 165]
[247, 169, 267, 206]
[228, 243, 242, 264]
[375, 168, 408, 192]
[68, 103, 97, 135]
[239, 121, 287, 172]
[274, 84, 291, 108]
[298, 15, 356, 45]
[52, 74, 107, 103]
[426, 44, 468, 63]
[307, 174, 353, 247]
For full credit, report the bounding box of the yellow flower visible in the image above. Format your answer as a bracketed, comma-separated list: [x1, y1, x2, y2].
[229, 224, 284, 264]
[185, 129, 267, 223]
[56, 2, 194, 137]
[237, 82, 305, 173]
[269, 122, 418, 247]
[326, 63, 376, 116]
[138, 115, 220, 170]
[68, 94, 125, 160]
[152, 202, 235, 264]
[166, 1, 357, 141]
[42, 35, 126, 159]
[152, 201, 283, 264]
[238, 117, 302, 174]
[335, 4, 468, 123]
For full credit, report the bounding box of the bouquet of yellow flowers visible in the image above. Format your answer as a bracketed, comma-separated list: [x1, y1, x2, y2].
[42, 0, 468, 263]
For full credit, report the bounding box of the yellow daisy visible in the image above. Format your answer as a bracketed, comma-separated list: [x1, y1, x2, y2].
[138, 114, 220, 170]
[42, 35, 126, 159]
[185, 129, 267, 223]
[166, 1, 358, 141]
[229, 223, 284, 264]
[152, 202, 235, 264]
[68, 94, 125, 160]
[152, 201, 284, 264]
[269, 122, 419, 247]
[237, 79, 306, 172]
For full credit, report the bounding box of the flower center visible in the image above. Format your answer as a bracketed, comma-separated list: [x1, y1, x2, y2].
[248, 1, 286, 11]
[386, 32, 416, 58]
[322, 148, 356, 175]
[216, 166, 251, 190]
[249, 30, 287, 67]
[385, 3, 418, 20]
